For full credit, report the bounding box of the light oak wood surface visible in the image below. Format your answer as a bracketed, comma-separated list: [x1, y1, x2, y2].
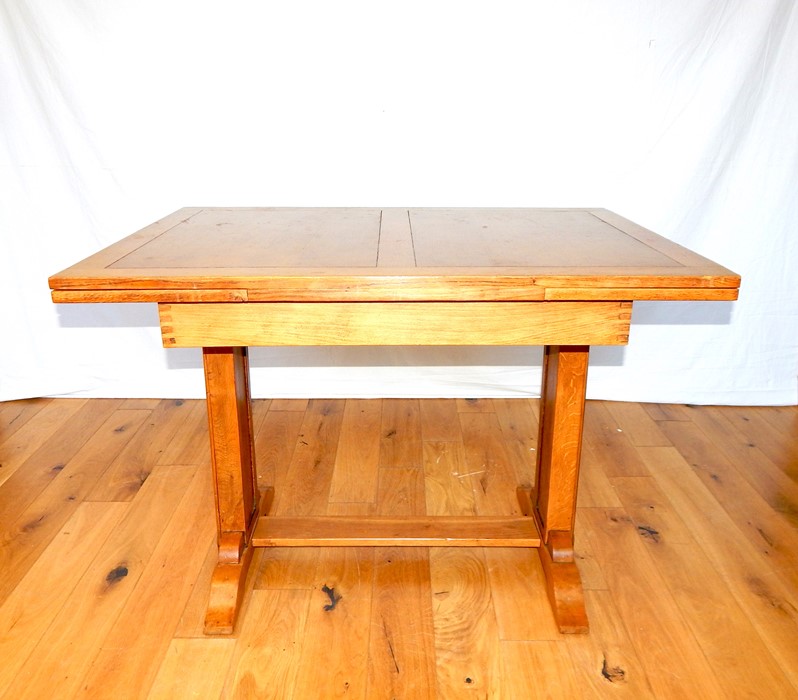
[1, 397, 796, 699]
[159, 300, 632, 347]
[49, 207, 739, 302]
[46, 208, 741, 640]
[251, 515, 542, 548]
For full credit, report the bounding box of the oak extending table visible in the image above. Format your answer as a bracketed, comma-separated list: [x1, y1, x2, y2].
[49, 207, 740, 635]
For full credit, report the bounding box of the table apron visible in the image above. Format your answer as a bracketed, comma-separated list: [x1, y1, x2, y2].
[159, 301, 632, 347]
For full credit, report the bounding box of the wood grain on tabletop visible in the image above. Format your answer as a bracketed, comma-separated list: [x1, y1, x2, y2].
[48, 207, 740, 302]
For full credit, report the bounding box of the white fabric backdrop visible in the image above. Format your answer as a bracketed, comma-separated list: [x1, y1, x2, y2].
[1, 1, 796, 404]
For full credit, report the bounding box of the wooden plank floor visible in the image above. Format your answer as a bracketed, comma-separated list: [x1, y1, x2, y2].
[0, 397, 796, 699]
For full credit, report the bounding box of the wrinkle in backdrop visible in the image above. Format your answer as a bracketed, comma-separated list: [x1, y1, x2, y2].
[1, 1, 796, 403]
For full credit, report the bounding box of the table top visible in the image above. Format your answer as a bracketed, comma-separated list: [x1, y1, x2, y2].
[50, 207, 740, 303]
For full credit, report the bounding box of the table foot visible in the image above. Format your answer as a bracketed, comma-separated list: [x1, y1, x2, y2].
[517, 487, 588, 633]
[204, 488, 273, 635]
[537, 530, 589, 634]
[204, 534, 255, 635]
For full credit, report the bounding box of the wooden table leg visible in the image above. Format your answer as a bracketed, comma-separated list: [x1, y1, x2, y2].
[533, 344, 590, 633]
[202, 346, 261, 634]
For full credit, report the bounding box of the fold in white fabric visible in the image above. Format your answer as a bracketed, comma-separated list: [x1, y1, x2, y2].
[2, 1, 796, 404]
